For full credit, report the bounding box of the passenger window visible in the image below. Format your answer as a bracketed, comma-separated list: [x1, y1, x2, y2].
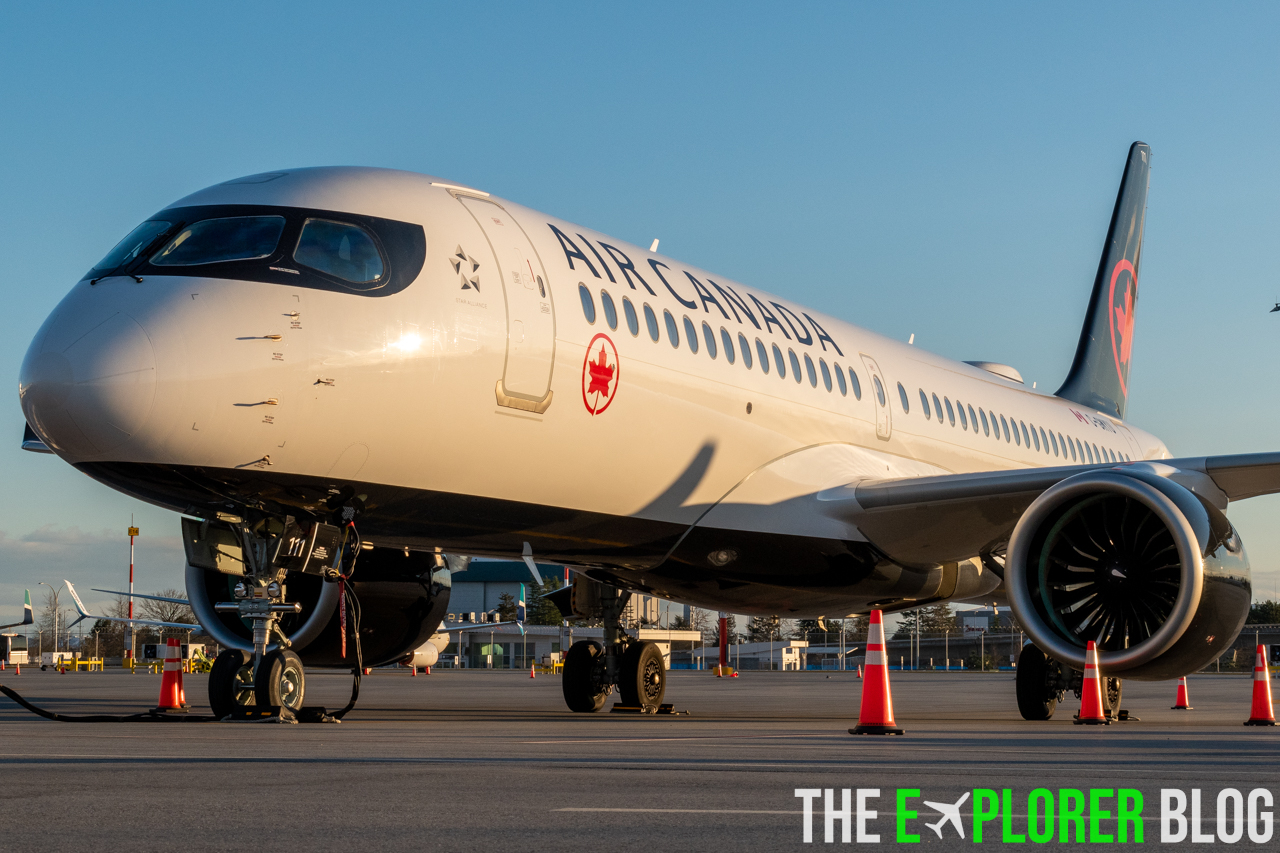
[968, 405, 977, 433]
[1020, 422, 1030, 447]
[980, 409, 990, 436]
[664, 310, 680, 348]
[578, 284, 597, 324]
[849, 368, 862, 400]
[644, 304, 660, 341]
[623, 297, 640, 336]
[292, 219, 383, 283]
[153, 216, 285, 267]
[757, 339, 770, 374]
[600, 290, 618, 330]
[772, 344, 787, 378]
[1093, 443, 1101, 463]
[872, 375, 886, 406]
[1040, 427, 1049, 454]
[702, 322, 717, 358]
[919, 390, 931, 419]
[1012, 419, 1021, 445]
[1030, 424, 1040, 451]
[820, 359, 832, 391]
[683, 316, 698, 353]
[739, 334, 753, 369]
[897, 382, 910, 413]
[945, 398, 955, 426]
[834, 363, 847, 395]
[804, 354, 818, 388]
[1000, 415, 1011, 442]
[788, 349, 802, 383]
[958, 403, 968, 431]
[932, 393, 943, 423]
[1072, 438, 1081, 462]
[1050, 431, 1059, 456]
[720, 328, 735, 364]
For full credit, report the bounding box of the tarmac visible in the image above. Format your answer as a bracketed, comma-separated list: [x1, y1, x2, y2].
[0, 667, 1277, 851]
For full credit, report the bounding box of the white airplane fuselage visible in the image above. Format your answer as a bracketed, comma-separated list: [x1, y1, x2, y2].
[19, 167, 1169, 618]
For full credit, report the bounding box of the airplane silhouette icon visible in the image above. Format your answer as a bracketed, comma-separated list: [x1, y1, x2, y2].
[923, 791, 971, 839]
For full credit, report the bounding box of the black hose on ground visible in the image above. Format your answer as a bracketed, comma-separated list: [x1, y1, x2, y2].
[0, 684, 221, 722]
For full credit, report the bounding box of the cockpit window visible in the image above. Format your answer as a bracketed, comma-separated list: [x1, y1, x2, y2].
[293, 219, 384, 285]
[92, 220, 172, 272]
[151, 216, 285, 266]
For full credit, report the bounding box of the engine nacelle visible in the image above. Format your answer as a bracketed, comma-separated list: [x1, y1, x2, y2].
[1006, 467, 1250, 680]
[401, 636, 445, 669]
[186, 545, 451, 668]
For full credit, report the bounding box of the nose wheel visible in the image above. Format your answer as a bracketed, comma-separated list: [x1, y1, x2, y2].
[209, 649, 256, 718]
[255, 649, 306, 712]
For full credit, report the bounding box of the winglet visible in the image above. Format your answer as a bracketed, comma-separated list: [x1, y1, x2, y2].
[521, 542, 544, 586]
[64, 580, 91, 630]
[21, 589, 32, 625]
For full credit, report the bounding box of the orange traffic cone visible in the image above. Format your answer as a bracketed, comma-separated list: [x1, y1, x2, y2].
[530, 663, 536, 679]
[1244, 645, 1275, 726]
[849, 610, 904, 735]
[1171, 676, 1193, 710]
[13, 664, 18, 675]
[411, 665, 418, 677]
[425, 666, 431, 675]
[155, 637, 188, 712]
[1074, 640, 1108, 725]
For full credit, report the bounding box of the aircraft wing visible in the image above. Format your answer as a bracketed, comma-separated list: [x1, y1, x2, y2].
[0, 589, 33, 630]
[64, 581, 200, 631]
[90, 588, 189, 605]
[814, 452, 1280, 568]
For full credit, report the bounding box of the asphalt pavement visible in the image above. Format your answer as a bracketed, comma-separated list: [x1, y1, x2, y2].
[0, 667, 1275, 851]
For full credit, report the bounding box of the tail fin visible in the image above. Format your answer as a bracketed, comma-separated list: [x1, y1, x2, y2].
[1055, 142, 1151, 419]
[21, 589, 32, 625]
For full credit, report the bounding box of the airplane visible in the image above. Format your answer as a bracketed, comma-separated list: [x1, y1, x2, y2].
[17, 142, 1280, 721]
[65, 581, 200, 631]
[0, 590, 34, 630]
[923, 791, 971, 840]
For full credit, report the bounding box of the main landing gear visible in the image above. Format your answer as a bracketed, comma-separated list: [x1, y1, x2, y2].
[561, 583, 666, 713]
[1016, 642, 1122, 721]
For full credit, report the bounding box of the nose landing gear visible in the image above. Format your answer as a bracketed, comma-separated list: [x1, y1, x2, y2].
[204, 514, 356, 720]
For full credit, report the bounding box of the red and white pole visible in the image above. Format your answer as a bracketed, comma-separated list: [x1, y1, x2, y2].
[127, 521, 139, 660]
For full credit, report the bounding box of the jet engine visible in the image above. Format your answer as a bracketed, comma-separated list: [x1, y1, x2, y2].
[185, 539, 451, 669]
[1006, 467, 1250, 680]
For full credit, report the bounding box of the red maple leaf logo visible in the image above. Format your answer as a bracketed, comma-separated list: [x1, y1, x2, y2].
[586, 344, 614, 397]
[1114, 286, 1135, 368]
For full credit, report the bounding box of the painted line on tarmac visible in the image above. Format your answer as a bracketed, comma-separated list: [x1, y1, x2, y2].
[522, 734, 814, 744]
[557, 807, 800, 815]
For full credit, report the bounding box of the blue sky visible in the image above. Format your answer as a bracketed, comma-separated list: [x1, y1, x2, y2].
[3, 3, 1280, 620]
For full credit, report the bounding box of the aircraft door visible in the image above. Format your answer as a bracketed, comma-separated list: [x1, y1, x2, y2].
[860, 354, 891, 440]
[457, 196, 556, 412]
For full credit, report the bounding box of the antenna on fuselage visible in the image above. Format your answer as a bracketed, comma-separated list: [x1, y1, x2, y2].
[649, 239, 659, 252]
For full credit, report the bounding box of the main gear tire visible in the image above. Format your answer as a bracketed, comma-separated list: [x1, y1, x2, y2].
[209, 649, 255, 718]
[562, 640, 609, 713]
[1105, 677, 1123, 714]
[254, 649, 306, 712]
[619, 641, 666, 708]
[1016, 643, 1058, 721]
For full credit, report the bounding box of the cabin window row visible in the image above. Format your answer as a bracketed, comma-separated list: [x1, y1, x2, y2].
[579, 285, 865, 400]
[905, 384, 1131, 464]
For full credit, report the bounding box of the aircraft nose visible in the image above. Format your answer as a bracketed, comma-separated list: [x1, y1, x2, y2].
[19, 310, 157, 458]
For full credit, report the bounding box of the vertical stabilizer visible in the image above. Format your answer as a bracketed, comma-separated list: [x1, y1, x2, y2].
[1055, 142, 1150, 419]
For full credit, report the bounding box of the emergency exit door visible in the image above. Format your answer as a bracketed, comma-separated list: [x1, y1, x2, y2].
[457, 196, 556, 412]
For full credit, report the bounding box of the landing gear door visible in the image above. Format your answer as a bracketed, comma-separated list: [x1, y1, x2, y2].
[456, 196, 556, 413]
[860, 354, 891, 440]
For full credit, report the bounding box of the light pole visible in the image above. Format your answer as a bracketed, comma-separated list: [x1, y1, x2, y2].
[127, 521, 139, 661]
